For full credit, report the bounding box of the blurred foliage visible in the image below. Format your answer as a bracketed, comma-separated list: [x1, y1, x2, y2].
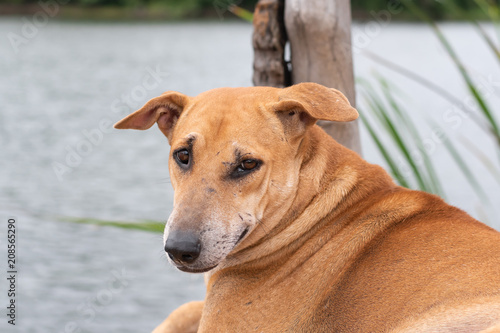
[351, 0, 492, 20]
[2, 0, 498, 20]
[0, 0, 258, 8]
[0, 0, 260, 19]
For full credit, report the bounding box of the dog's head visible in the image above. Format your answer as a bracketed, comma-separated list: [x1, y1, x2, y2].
[114, 83, 357, 273]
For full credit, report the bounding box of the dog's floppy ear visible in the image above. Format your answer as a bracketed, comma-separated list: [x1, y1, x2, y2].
[114, 91, 189, 141]
[273, 82, 358, 139]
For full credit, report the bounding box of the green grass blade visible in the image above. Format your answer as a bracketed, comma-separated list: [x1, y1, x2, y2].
[59, 216, 164, 233]
[441, 0, 500, 61]
[360, 84, 432, 192]
[228, 5, 253, 22]
[401, 0, 500, 145]
[459, 136, 500, 186]
[377, 76, 445, 197]
[362, 51, 487, 131]
[430, 122, 490, 203]
[359, 108, 411, 188]
[473, 0, 500, 28]
[472, 21, 500, 62]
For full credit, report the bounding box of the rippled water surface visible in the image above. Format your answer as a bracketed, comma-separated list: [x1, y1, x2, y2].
[0, 19, 499, 332]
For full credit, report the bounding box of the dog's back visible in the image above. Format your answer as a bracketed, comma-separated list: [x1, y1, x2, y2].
[308, 185, 500, 332]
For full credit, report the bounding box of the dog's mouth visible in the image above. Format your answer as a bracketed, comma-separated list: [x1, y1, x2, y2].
[176, 265, 217, 273]
[236, 227, 250, 245]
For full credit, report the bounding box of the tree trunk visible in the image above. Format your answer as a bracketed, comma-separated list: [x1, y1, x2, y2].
[284, 0, 360, 154]
[252, 0, 289, 88]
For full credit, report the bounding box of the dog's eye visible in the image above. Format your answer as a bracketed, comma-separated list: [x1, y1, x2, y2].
[230, 159, 262, 179]
[174, 149, 190, 166]
[240, 159, 257, 171]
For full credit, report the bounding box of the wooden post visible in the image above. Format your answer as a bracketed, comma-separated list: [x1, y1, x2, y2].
[252, 0, 289, 88]
[252, 0, 361, 154]
[284, 0, 360, 154]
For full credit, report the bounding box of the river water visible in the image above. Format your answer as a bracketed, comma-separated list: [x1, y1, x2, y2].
[0, 19, 499, 332]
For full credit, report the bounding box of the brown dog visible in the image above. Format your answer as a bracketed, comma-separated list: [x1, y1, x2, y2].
[115, 83, 500, 332]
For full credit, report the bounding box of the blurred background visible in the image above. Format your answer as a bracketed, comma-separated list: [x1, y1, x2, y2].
[1, 0, 499, 332]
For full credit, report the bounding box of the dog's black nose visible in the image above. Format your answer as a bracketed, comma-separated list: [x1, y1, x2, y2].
[164, 230, 201, 264]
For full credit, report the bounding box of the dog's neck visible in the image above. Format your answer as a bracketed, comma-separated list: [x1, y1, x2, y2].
[206, 126, 397, 283]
